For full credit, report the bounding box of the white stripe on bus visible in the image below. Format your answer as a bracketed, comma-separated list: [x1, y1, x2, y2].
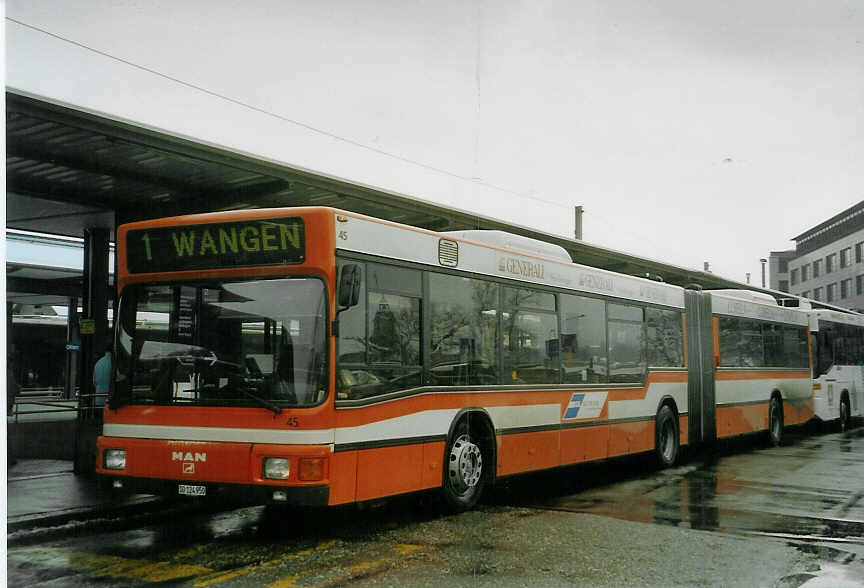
[102, 424, 335, 445]
[104, 404, 565, 447]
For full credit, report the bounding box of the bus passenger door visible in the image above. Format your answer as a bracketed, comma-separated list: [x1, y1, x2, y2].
[685, 290, 716, 444]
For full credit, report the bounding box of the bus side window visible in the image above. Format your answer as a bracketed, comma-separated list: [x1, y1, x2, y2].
[607, 303, 645, 383]
[560, 294, 607, 384]
[336, 261, 367, 399]
[718, 316, 740, 367]
[429, 273, 499, 387]
[335, 261, 423, 399]
[502, 286, 558, 384]
[818, 326, 834, 376]
[646, 308, 684, 368]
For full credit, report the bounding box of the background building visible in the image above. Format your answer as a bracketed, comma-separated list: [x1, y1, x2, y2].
[768, 250, 795, 292]
[770, 201, 864, 311]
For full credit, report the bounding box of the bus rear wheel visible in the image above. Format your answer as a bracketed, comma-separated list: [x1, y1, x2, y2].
[655, 405, 679, 467]
[442, 420, 486, 510]
[769, 396, 784, 447]
[839, 396, 850, 433]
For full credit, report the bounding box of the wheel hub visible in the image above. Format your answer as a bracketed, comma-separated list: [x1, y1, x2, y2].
[448, 434, 483, 494]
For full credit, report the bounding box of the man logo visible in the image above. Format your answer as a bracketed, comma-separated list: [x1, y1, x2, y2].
[172, 451, 207, 462]
[172, 452, 205, 475]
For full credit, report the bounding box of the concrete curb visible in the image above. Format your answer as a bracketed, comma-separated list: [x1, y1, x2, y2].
[7, 495, 163, 533]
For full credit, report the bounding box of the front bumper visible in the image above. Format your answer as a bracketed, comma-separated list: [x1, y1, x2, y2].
[98, 474, 329, 506]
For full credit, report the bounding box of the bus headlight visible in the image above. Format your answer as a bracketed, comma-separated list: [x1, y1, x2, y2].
[103, 449, 127, 470]
[263, 458, 291, 480]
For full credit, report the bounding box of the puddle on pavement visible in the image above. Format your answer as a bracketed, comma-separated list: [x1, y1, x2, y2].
[521, 431, 864, 550]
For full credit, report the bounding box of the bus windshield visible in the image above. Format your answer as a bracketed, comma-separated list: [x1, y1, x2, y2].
[815, 319, 864, 378]
[114, 278, 327, 410]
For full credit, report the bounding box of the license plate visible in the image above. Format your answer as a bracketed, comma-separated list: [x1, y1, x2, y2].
[178, 484, 206, 497]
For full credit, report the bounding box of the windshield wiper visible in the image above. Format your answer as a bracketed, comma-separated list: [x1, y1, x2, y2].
[236, 386, 283, 415]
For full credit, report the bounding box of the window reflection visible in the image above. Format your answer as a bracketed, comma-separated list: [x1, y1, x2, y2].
[430, 274, 499, 386]
[560, 295, 607, 384]
[116, 279, 327, 408]
[336, 262, 422, 399]
[502, 286, 558, 384]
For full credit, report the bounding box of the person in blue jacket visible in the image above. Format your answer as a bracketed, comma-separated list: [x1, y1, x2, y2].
[93, 345, 112, 406]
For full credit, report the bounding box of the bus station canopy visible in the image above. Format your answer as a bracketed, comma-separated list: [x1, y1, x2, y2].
[7, 92, 766, 303]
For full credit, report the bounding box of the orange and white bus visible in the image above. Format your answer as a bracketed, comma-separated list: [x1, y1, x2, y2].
[708, 291, 812, 444]
[97, 207, 812, 509]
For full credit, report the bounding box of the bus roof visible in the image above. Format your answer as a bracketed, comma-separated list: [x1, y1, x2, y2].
[337, 210, 687, 308]
[710, 290, 809, 326]
[809, 308, 864, 328]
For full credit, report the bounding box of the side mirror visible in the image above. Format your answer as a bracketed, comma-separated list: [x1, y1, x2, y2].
[338, 264, 361, 308]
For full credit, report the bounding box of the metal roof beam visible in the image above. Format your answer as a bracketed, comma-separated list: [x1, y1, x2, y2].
[202, 179, 294, 210]
[6, 175, 118, 210]
[7, 276, 82, 298]
[6, 140, 205, 200]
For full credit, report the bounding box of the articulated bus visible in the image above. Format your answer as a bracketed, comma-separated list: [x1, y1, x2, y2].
[809, 308, 864, 431]
[97, 207, 813, 509]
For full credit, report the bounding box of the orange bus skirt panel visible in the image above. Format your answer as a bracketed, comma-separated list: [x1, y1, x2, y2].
[329, 450, 358, 505]
[498, 429, 560, 476]
[679, 415, 689, 446]
[350, 441, 446, 503]
[421, 441, 447, 490]
[607, 419, 654, 458]
[784, 401, 815, 427]
[560, 424, 608, 465]
[716, 403, 769, 438]
[355, 444, 427, 502]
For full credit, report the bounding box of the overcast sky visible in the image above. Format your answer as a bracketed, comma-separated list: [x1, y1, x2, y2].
[472, 0, 864, 283]
[7, 1, 864, 284]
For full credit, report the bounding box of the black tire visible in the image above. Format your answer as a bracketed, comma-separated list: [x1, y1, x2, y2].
[655, 405, 679, 467]
[441, 420, 487, 510]
[769, 396, 784, 447]
[839, 395, 850, 433]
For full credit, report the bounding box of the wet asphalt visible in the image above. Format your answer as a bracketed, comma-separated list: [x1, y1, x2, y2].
[7, 425, 864, 587]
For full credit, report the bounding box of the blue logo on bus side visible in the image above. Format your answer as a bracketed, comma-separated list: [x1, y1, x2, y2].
[564, 393, 585, 419]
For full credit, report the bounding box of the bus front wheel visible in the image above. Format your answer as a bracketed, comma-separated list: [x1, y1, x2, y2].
[442, 420, 486, 510]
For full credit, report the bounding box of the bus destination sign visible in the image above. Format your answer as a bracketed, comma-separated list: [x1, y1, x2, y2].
[126, 217, 305, 273]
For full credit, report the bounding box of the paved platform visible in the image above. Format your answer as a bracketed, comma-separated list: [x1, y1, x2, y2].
[6, 459, 159, 531]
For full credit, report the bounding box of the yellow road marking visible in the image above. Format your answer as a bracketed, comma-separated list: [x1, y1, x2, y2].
[172, 544, 209, 562]
[9, 540, 419, 586]
[267, 571, 311, 588]
[9, 548, 213, 583]
[274, 543, 424, 588]
[194, 540, 338, 587]
[395, 543, 422, 555]
[350, 559, 379, 573]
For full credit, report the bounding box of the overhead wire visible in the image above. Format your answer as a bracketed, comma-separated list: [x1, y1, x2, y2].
[7, 17, 571, 213]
